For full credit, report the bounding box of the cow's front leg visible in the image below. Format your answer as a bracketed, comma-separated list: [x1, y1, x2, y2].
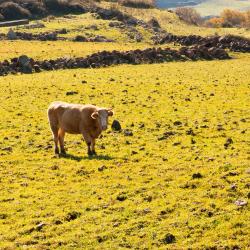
[82, 131, 93, 156]
[91, 138, 96, 155]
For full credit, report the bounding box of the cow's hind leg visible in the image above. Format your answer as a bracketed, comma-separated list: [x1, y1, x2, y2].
[91, 138, 96, 155]
[58, 128, 66, 154]
[48, 113, 59, 154]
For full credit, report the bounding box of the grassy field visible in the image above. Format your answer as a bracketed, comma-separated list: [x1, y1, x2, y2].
[0, 7, 250, 250]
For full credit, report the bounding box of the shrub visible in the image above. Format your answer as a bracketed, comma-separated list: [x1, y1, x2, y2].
[0, 2, 31, 20]
[205, 17, 224, 28]
[244, 10, 250, 28]
[118, 0, 155, 9]
[221, 9, 246, 27]
[175, 7, 202, 26]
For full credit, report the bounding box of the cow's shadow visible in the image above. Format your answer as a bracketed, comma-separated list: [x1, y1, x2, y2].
[59, 153, 113, 161]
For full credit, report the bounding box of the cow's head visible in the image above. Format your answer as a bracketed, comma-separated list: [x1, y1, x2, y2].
[91, 108, 114, 130]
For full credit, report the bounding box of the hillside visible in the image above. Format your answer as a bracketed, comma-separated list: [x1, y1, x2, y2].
[0, 2, 249, 249]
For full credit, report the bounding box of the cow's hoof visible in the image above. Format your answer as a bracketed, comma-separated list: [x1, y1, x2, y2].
[92, 150, 97, 155]
[55, 148, 59, 154]
[88, 150, 93, 156]
[61, 149, 66, 155]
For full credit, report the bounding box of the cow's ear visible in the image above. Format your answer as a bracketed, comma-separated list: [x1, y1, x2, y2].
[91, 111, 99, 119]
[107, 109, 114, 116]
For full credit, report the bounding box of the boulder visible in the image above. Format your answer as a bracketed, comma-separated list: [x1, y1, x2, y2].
[18, 55, 32, 73]
[7, 28, 17, 40]
[111, 120, 122, 131]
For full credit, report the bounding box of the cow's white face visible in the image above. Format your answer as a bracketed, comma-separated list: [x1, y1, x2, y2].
[91, 108, 113, 130]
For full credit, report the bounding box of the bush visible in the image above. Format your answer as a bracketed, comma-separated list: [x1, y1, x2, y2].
[175, 7, 202, 26]
[0, 2, 31, 20]
[244, 10, 250, 28]
[221, 9, 246, 27]
[205, 17, 224, 28]
[118, 0, 155, 9]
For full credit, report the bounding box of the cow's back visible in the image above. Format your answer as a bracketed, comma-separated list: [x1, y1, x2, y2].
[50, 102, 81, 134]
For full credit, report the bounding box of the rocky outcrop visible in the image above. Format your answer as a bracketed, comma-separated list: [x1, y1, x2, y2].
[152, 33, 250, 53]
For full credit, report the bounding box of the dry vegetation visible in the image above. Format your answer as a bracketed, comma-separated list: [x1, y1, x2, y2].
[175, 7, 203, 26]
[206, 9, 250, 28]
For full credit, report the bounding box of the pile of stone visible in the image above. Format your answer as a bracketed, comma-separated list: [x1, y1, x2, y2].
[73, 35, 114, 42]
[0, 46, 230, 76]
[5, 29, 60, 41]
[4, 28, 69, 41]
[152, 33, 250, 53]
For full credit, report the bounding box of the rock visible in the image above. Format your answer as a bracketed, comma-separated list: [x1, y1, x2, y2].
[74, 35, 88, 42]
[186, 128, 195, 135]
[18, 55, 32, 73]
[66, 91, 78, 96]
[111, 120, 122, 131]
[88, 25, 98, 30]
[33, 64, 41, 73]
[51, 165, 59, 170]
[36, 222, 46, 231]
[174, 121, 182, 126]
[192, 173, 203, 179]
[7, 28, 17, 40]
[148, 18, 161, 29]
[124, 129, 133, 136]
[0, 214, 7, 219]
[65, 211, 81, 221]
[2, 146, 12, 152]
[98, 165, 107, 172]
[117, 194, 127, 201]
[158, 131, 176, 141]
[224, 138, 233, 149]
[162, 233, 176, 244]
[235, 200, 247, 207]
[57, 28, 67, 34]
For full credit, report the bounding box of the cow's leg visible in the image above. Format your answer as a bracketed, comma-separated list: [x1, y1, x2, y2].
[58, 128, 66, 154]
[82, 131, 93, 156]
[48, 111, 59, 154]
[51, 126, 59, 154]
[91, 138, 96, 155]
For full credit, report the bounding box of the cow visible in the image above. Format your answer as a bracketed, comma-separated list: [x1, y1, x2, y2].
[47, 101, 114, 156]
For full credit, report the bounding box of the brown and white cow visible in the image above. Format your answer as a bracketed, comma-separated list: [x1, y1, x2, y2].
[47, 101, 113, 156]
